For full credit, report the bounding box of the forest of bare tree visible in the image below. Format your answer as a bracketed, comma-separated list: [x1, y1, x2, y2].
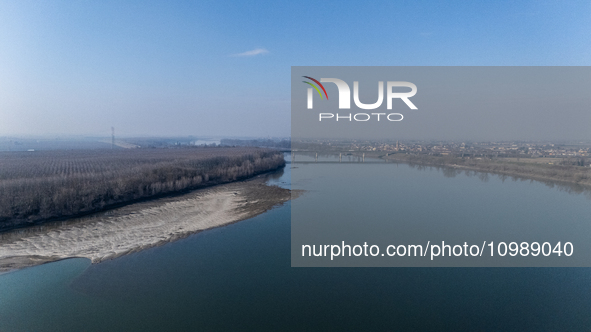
[0, 147, 285, 230]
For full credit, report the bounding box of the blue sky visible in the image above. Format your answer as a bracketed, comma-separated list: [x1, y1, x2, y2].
[1, 0, 590, 137]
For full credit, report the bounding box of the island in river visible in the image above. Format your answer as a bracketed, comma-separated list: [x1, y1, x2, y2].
[0, 172, 296, 272]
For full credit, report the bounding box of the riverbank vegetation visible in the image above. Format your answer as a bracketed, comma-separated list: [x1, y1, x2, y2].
[0, 147, 285, 230]
[384, 153, 591, 187]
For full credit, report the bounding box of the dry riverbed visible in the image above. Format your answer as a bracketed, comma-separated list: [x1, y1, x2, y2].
[0, 175, 296, 272]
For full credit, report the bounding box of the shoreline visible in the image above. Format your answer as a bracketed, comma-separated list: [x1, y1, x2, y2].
[383, 154, 591, 189]
[0, 164, 286, 233]
[0, 174, 297, 273]
[291, 150, 591, 189]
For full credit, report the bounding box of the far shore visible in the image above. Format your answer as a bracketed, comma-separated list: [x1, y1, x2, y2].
[381, 153, 591, 189]
[292, 150, 591, 190]
[0, 174, 297, 273]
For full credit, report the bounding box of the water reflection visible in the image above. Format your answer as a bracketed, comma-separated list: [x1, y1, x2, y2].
[291, 151, 591, 201]
[405, 162, 591, 200]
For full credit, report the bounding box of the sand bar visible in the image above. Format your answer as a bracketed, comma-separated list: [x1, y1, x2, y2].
[0, 176, 293, 272]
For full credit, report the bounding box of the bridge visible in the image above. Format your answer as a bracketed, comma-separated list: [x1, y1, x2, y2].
[289, 151, 395, 164]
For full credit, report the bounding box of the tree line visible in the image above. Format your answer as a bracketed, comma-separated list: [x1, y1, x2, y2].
[0, 147, 285, 230]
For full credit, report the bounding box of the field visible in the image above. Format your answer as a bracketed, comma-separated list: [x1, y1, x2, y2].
[0, 147, 285, 230]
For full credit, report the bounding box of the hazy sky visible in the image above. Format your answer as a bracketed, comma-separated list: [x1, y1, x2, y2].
[1, 0, 590, 138]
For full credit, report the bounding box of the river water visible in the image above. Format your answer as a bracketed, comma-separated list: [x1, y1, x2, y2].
[0, 153, 590, 331]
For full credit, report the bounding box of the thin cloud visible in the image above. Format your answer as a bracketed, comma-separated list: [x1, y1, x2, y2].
[232, 48, 269, 57]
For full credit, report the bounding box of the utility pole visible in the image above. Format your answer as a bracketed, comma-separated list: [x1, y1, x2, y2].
[112, 127, 115, 150]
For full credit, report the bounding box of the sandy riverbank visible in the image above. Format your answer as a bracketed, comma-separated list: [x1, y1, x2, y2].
[0, 175, 296, 272]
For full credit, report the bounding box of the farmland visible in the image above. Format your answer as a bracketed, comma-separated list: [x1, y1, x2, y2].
[0, 147, 285, 230]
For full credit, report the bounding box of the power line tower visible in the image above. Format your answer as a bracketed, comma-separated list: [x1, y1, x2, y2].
[111, 127, 115, 150]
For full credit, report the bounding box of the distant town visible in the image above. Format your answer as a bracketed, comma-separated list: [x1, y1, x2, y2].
[292, 140, 591, 167]
[1, 136, 590, 168]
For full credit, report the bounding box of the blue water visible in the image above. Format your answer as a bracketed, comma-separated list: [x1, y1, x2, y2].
[1, 155, 591, 331]
[291, 155, 591, 267]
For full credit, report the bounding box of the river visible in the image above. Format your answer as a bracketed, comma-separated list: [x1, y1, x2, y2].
[0, 153, 590, 331]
